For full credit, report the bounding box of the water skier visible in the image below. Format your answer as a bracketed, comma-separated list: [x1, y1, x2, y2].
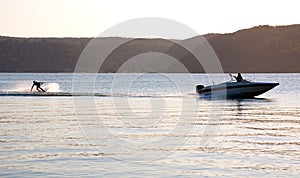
[31, 81, 45, 92]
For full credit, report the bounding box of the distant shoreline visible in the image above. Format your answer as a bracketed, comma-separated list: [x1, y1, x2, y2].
[1, 71, 298, 73]
[1, 24, 299, 73]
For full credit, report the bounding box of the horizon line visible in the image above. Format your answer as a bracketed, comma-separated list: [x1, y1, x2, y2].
[1, 24, 299, 39]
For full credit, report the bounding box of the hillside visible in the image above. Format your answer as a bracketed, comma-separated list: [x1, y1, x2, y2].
[205, 25, 300, 72]
[0, 24, 299, 72]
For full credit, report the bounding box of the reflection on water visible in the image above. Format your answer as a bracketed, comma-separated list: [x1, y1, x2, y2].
[0, 95, 299, 177]
[230, 98, 273, 116]
[0, 73, 300, 177]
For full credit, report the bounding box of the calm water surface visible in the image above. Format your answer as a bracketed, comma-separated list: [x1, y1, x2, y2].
[0, 73, 299, 177]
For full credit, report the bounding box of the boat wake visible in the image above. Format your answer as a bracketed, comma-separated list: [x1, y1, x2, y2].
[4, 82, 61, 93]
[1, 82, 195, 97]
[0, 91, 194, 98]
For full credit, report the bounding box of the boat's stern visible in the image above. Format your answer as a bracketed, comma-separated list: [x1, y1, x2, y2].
[196, 85, 205, 93]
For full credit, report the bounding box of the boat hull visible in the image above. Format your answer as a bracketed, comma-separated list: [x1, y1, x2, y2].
[196, 82, 279, 98]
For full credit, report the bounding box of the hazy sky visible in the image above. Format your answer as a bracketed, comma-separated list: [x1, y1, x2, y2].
[0, 0, 299, 39]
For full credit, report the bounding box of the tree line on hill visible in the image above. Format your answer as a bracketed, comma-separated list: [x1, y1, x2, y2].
[0, 24, 299, 73]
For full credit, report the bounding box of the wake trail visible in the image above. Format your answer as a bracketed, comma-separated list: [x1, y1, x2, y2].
[4, 82, 61, 92]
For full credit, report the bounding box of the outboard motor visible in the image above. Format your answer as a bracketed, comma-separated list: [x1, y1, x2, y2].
[196, 85, 204, 93]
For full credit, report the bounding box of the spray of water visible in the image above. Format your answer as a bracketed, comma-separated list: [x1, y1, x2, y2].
[43, 83, 60, 92]
[5, 82, 61, 92]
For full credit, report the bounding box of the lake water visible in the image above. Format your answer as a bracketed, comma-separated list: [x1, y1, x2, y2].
[0, 73, 299, 177]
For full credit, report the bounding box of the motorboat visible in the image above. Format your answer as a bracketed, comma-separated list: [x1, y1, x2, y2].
[196, 74, 279, 98]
